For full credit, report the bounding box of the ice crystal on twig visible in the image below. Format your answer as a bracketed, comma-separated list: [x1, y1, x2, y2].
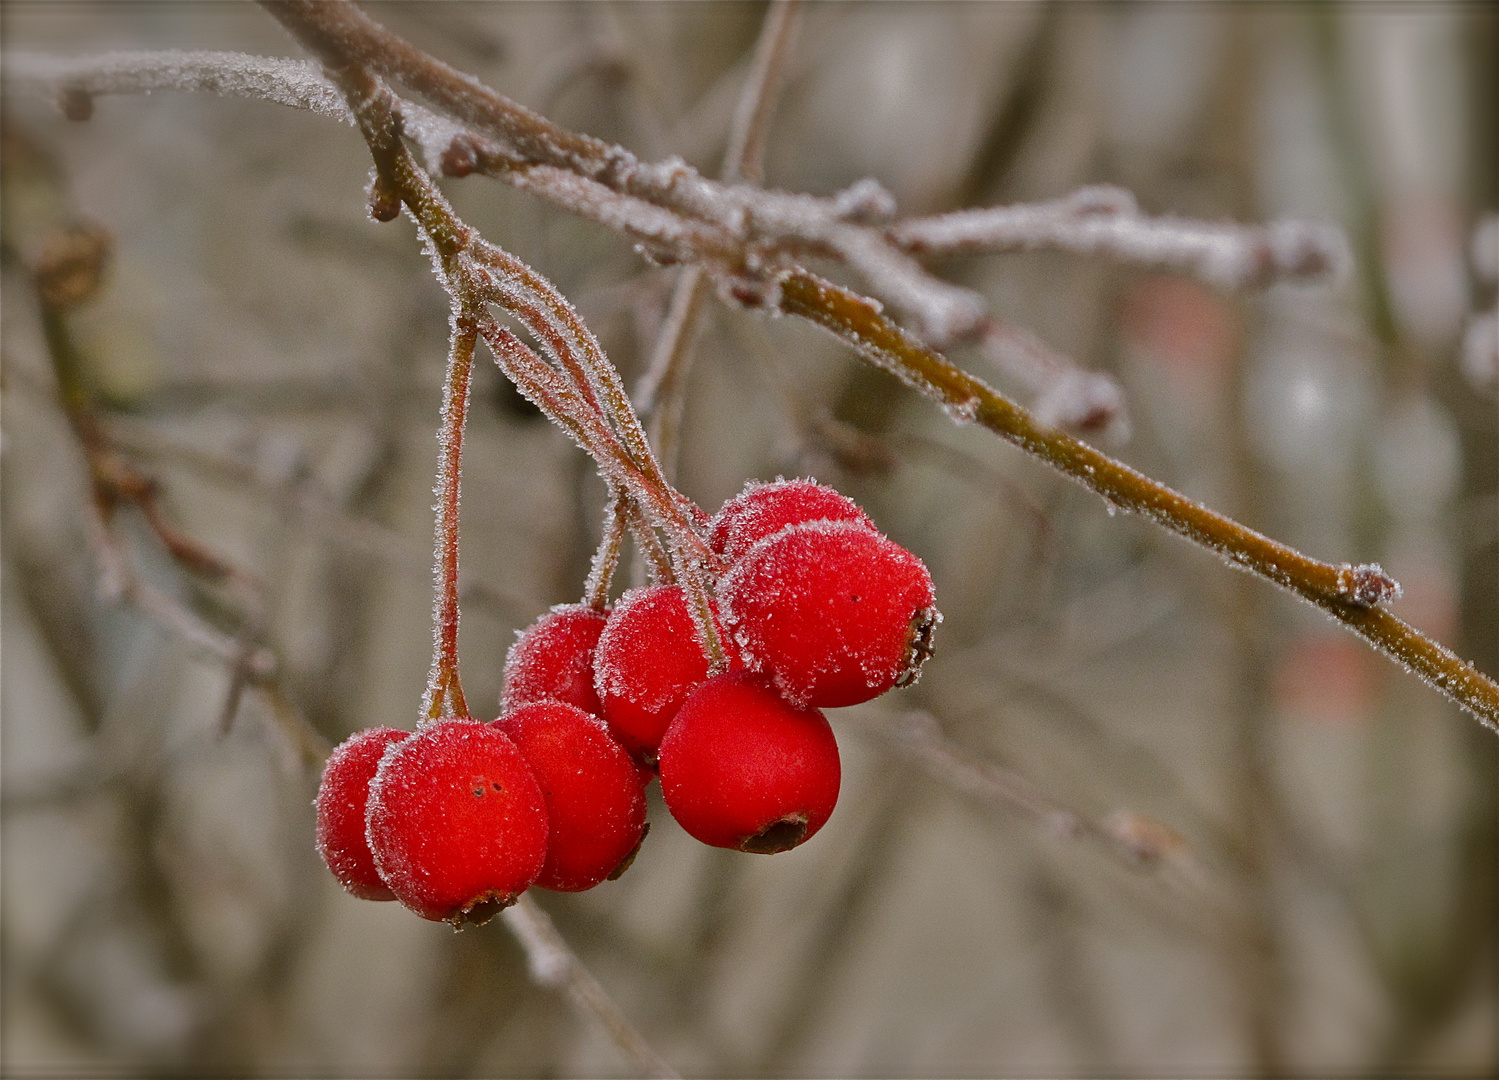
[891, 185, 1351, 290]
[5, 50, 351, 121]
[1335, 563, 1403, 609]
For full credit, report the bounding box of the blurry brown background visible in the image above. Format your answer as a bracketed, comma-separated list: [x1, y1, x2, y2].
[3, 3, 1495, 1076]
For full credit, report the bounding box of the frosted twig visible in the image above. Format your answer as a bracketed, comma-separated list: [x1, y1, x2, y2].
[501, 896, 679, 1080]
[3, 50, 350, 121]
[719, 0, 801, 188]
[292, 36, 729, 673]
[871, 711, 1210, 884]
[635, 264, 709, 480]
[583, 494, 629, 610]
[825, 227, 987, 346]
[778, 271, 1499, 731]
[56, 10, 1480, 732]
[975, 318, 1129, 440]
[61, 6, 1481, 736]
[636, 0, 804, 478]
[891, 185, 1350, 290]
[418, 319, 476, 723]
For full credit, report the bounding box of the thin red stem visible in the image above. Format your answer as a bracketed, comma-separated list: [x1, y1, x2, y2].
[422, 319, 476, 721]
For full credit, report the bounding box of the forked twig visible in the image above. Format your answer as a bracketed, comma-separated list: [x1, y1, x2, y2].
[635, 0, 803, 478]
[10, 5, 1494, 733]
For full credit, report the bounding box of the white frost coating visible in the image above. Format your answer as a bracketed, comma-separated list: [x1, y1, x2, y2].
[398, 101, 470, 174]
[975, 319, 1129, 440]
[831, 178, 898, 223]
[500, 899, 570, 986]
[940, 397, 980, 426]
[4, 51, 352, 121]
[889, 187, 1351, 290]
[831, 229, 986, 346]
[507, 166, 724, 258]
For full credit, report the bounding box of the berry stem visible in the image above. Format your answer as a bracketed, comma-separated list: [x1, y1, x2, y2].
[281, 16, 732, 706]
[626, 505, 677, 587]
[584, 494, 628, 611]
[422, 318, 476, 722]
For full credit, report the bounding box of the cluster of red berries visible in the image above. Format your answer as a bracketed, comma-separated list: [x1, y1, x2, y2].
[315, 480, 938, 927]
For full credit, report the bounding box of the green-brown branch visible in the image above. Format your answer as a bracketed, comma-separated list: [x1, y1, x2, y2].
[778, 272, 1499, 732]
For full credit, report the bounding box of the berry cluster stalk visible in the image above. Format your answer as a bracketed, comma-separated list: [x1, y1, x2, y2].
[257, 0, 1499, 730]
[292, 47, 730, 686]
[420, 319, 476, 721]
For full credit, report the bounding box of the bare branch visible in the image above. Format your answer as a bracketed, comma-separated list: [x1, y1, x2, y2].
[891, 185, 1351, 290]
[636, 0, 804, 477]
[719, 0, 802, 187]
[4, 49, 351, 121]
[501, 896, 679, 1080]
[777, 271, 1499, 731]
[975, 318, 1129, 441]
[22, 10, 1487, 734]
[864, 710, 1211, 889]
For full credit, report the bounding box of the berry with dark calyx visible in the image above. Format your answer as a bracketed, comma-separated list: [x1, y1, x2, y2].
[594, 584, 732, 760]
[709, 478, 874, 565]
[315, 727, 411, 901]
[658, 672, 840, 854]
[720, 519, 939, 709]
[495, 701, 649, 892]
[366, 718, 548, 928]
[502, 604, 609, 716]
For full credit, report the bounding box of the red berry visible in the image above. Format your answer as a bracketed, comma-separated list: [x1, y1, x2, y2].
[366, 718, 548, 927]
[593, 584, 731, 759]
[658, 672, 840, 853]
[314, 727, 410, 901]
[502, 604, 609, 716]
[709, 478, 874, 565]
[720, 520, 939, 709]
[496, 701, 649, 891]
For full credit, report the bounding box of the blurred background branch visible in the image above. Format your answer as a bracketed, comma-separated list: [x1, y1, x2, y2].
[2, 3, 1494, 1077]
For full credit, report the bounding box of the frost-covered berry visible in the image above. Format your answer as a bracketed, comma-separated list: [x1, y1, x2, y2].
[709, 478, 874, 565]
[720, 519, 938, 709]
[502, 604, 609, 716]
[315, 726, 410, 901]
[366, 718, 548, 927]
[658, 672, 840, 854]
[594, 584, 731, 760]
[495, 701, 649, 892]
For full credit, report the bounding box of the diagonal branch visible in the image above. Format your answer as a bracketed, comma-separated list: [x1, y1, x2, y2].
[635, 0, 804, 478]
[501, 896, 680, 1080]
[18, 12, 1490, 731]
[776, 271, 1499, 731]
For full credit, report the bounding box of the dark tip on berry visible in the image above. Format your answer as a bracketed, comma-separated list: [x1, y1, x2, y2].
[606, 822, 650, 880]
[450, 890, 517, 930]
[60, 87, 93, 122]
[739, 814, 808, 855]
[895, 606, 940, 688]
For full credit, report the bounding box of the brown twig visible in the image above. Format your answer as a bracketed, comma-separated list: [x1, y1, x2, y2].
[634, 0, 803, 479]
[20, 9, 1492, 730]
[500, 896, 680, 1080]
[420, 318, 477, 722]
[776, 272, 1499, 731]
